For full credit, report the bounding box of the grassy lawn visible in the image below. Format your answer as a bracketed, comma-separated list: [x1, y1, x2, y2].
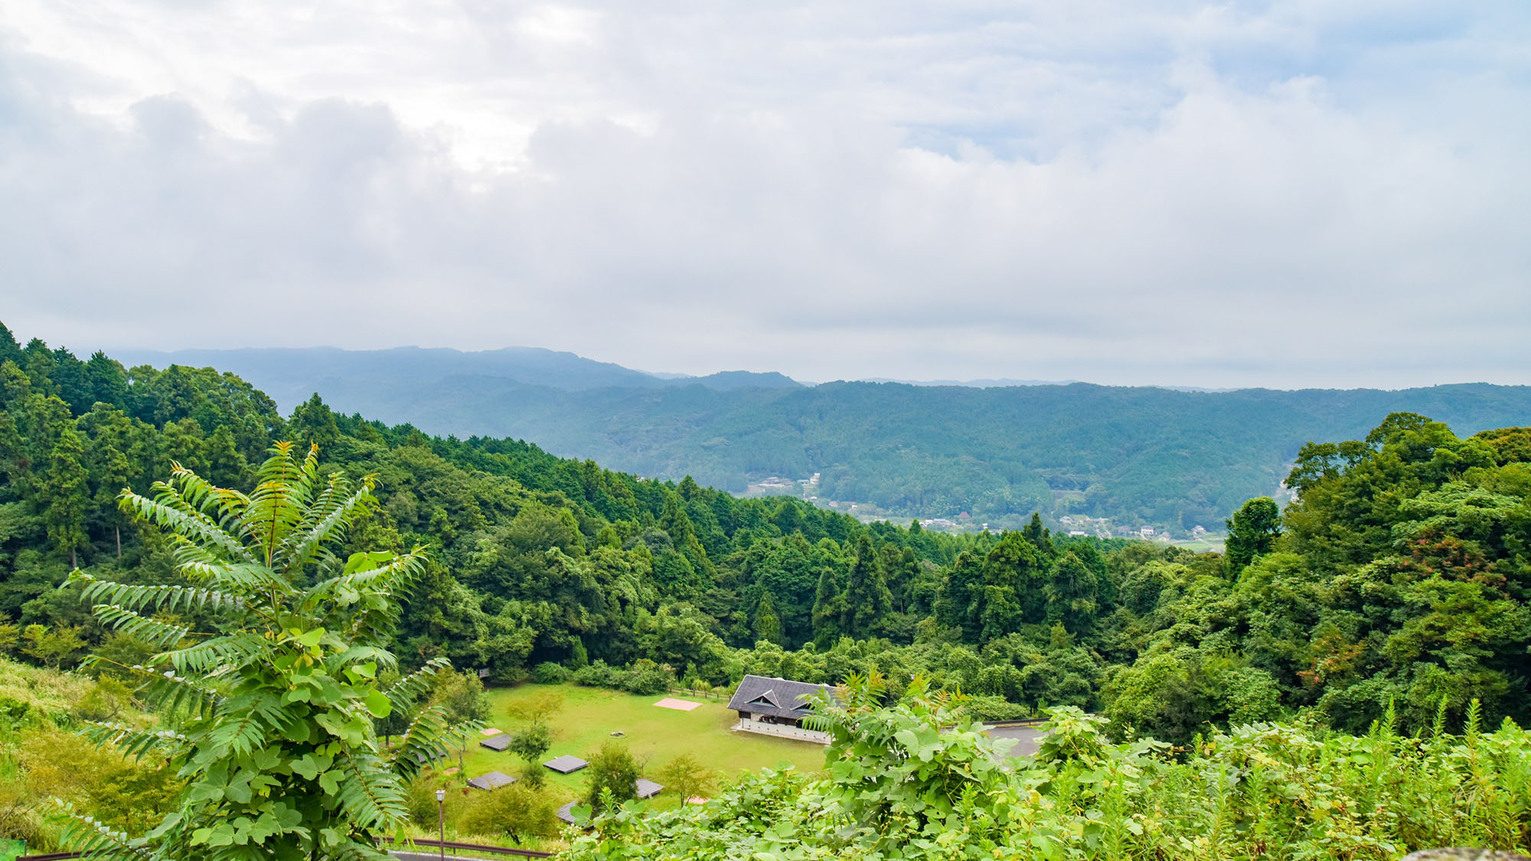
[446, 684, 827, 808]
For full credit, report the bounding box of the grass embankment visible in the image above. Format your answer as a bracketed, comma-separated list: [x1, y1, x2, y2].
[452, 684, 826, 808]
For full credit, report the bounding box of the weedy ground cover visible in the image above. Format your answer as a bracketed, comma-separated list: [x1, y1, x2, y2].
[562, 678, 1531, 861]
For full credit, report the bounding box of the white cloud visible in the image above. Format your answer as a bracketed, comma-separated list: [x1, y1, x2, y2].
[0, 1, 1528, 387]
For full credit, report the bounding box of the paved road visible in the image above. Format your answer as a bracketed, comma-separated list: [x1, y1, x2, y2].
[984, 724, 1045, 757]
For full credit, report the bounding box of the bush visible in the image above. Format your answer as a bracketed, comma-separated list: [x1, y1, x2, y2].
[572, 660, 621, 688]
[617, 659, 674, 695]
[405, 774, 470, 830]
[459, 784, 560, 840]
[533, 661, 570, 684]
[959, 694, 1034, 722]
[574, 658, 675, 695]
[73, 676, 134, 722]
[561, 692, 1531, 861]
[517, 762, 546, 789]
[655, 753, 716, 802]
[583, 740, 640, 813]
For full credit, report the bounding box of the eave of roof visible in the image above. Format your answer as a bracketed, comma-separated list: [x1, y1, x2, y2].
[725, 674, 833, 719]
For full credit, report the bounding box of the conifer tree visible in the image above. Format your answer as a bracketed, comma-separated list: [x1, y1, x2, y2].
[45, 426, 88, 569]
[0, 359, 30, 410]
[811, 566, 845, 646]
[659, 490, 710, 574]
[86, 350, 130, 408]
[842, 536, 892, 638]
[753, 591, 782, 646]
[1022, 512, 1054, 560]
[79, 405, 137, 558]
[1044, 551, 1099, 635]
[0, 322, 21, 367]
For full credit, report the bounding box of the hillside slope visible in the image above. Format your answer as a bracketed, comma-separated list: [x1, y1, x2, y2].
[114, 347, 1531, 530]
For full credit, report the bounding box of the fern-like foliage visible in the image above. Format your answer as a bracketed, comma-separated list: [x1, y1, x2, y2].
[75, 575, 245, 614]
[65, 443, 449, 861]
[56, 806, 153, 860]
[83, 721, 193, 763]
[135, 666, 223, 720]
[387, 701, 461, 783]
[89, 605, 191, 650]
[384, 656, 453, 714]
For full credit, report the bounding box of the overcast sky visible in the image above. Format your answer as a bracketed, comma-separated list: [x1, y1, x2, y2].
[2, 1, 1528, 388]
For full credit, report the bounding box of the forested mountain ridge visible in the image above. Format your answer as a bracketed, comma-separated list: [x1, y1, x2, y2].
[5, 325, 1531, 858]
[0, 323, 962, 678]
[4, 322, 1528, 748]
[111, 346, 802, 401]
[108, 345, 1531, 531]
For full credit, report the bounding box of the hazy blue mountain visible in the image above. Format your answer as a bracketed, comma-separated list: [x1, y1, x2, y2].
[684, 370, 802, 390]
[111, 346, 666, 404]
[861, 377, 1078, 388]
[114, 347, 804, 409]
[112, 346, 1531, 531]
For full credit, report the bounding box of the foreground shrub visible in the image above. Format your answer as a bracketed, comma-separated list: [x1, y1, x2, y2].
[459, 784, 560, 841]
[61, 445, 472, 860]
[563, 678, 1531, 861]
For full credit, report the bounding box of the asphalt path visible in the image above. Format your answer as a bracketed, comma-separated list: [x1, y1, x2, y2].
[985, 724, 1045, 757]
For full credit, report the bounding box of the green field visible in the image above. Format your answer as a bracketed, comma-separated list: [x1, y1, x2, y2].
[450, 684, 827, 807]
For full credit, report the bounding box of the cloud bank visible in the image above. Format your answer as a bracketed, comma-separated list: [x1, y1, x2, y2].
[2, 1, 1528, 388]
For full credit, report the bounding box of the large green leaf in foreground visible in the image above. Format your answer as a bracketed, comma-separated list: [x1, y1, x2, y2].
[63, 443, 471, 861]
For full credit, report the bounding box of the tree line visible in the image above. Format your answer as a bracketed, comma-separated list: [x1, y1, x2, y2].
[175, 344, 1531, 532]
[1, 323, 1528, 748]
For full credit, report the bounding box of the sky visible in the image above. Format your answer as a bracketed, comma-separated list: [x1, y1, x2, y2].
[1, 1, 1528, 389]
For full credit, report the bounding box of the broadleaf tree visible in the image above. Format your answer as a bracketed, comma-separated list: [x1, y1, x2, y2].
[61, 442, 473, 861]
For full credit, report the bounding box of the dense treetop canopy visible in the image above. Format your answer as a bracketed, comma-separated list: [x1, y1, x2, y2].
[0, 322, 1527, 756]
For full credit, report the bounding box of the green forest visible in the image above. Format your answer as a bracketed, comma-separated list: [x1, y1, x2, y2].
[1, 323, 1529, 858]
[120, 345, 1531, 532]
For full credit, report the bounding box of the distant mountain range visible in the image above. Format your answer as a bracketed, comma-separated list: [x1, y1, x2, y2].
[113, 347, 1531, 533]
[114, 346, 801, 403]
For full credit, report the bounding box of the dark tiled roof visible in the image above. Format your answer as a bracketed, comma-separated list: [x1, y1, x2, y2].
[466, 771, 517, 790]
[634, 778, 663, 799]
[556, 802, 577, 824]
[725, 674, 833, 720]
[544, 755, 589, 774]
[480, 734, 513, 751]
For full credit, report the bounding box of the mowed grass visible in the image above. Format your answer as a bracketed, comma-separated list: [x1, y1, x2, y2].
[450, 684, 827, 807]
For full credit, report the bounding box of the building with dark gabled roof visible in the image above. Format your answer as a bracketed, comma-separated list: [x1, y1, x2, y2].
[726, 674, 833, 727]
